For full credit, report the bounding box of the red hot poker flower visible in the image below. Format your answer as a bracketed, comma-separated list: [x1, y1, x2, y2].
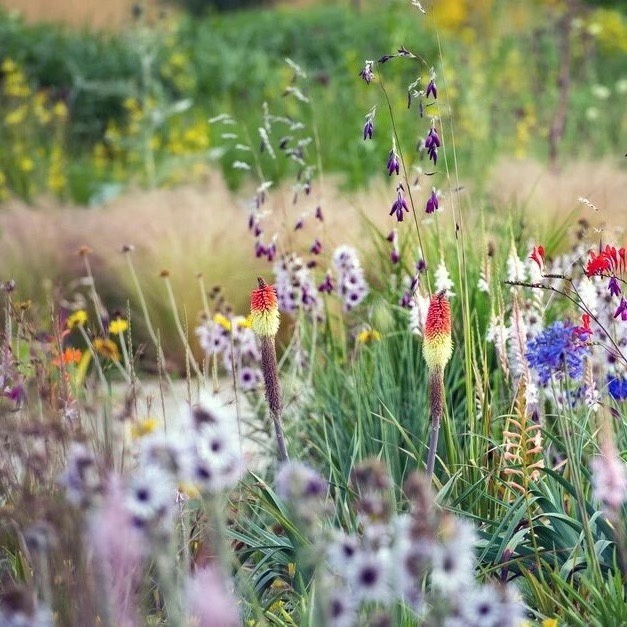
[251, 278, 280, 337]
[423, 293, 453, 372]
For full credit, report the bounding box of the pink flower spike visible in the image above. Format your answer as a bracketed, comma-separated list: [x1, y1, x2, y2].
[529, 245, 545, 273]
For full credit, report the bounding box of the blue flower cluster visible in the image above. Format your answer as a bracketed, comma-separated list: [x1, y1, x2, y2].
[608, 376, 627, 401]
[526, 321, 589, 386]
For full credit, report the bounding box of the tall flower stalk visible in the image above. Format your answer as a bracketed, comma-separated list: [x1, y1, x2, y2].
[423, 292, 452, 477]
[250, 277, 288, 462]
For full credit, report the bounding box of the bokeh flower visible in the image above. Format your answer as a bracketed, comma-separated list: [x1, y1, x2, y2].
[526, 321, 590, 385]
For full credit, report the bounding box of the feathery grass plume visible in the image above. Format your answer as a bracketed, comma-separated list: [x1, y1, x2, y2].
[423, 292, 452, 478]
[251, 277, 288, 462]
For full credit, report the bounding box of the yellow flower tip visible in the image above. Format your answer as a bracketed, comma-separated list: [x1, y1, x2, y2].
[66, 310, 88, 330]
[179, 482, 201, 500]
[212, 312, 232, 331]
[250, 280, 280, 338]
[78, 245, 91, 257]
[93, 338, 120, 361]
[542, 620, 559, 627]
[356, 328, 382, 344]
[237, 315, 253, 329]
[109, 318, 129, 335]
[131, 417, 158, 439]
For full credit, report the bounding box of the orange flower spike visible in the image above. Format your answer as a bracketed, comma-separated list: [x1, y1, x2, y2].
[423, 293, 453, 372]
[250, 277, 280, 338]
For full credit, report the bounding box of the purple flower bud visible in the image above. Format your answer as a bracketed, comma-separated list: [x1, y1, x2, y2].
[363, 118, 374, 140]
[386, 231, 395, 242]
[391, 249, 400, 264]
[425, 188, 439, 214]
[608, 276, 621, 297]
[387, 149, 400, 176]
[426, 79, 437, 99]
[359, 60, 374, 84]
[315, 206, 324, 221]
[310, 239, 322, 255]
[294, 217, 305, 231]
[255, 242, 266, 258]
[417, 259, 427, 273]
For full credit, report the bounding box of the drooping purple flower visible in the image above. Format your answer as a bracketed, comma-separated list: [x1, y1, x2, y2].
[608, 276, 621, 297]
[294, 217, 305, 231]
[614, 297, 627, 321]
[386, 148, 400, 176]
[426, 79, 437, 99]
[315, 206, 324, 222]
[417, 259, 427, 273]
[359, 60, 374, 85]
[424, 126, 441, 165]
[425, 188, 439, 214]
[310, 238, 322, 255]
[318, 271, 334, 294]
[389, 184, 409, 222]
[363, 106, 376, 141]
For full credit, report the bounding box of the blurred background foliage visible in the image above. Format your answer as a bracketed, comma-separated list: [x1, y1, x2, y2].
[0, 0, 624, 204]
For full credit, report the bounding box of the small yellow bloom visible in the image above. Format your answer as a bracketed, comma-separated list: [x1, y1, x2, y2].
[5, 105, 28, 126]
[1, 59, 17, 74]
[93, 338, 120, 361]
[109, 318, 129, 335]
[213, 312, 232, 331]
[18, 157, 34, 173]
[67, 310, 88, 329]
[542, 620, 559, 627]
[52, 101, 68, 120]
[356, 328, 382, 344]
[236, 315, 252, 329]
[179, 482, 201, 499]
[131, 417, 158, 438]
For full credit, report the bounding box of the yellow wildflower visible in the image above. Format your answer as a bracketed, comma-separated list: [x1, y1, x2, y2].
[109, 318, 129, 335]
[542, 620, 559, 627]
[131, 417, 158, 439]
[1, 59, 17, 74]
[5, 105, 28, 126]
[179, 482, 201, 499]
[66, 310, 88, 329]
[356, 328, 382, 344]
[52, 101, 68, 121]
[93, 338, 120, 361]
[18, 157, 34, 173]
[213, 312, 232, 331]
[236, 315, 252, 329]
